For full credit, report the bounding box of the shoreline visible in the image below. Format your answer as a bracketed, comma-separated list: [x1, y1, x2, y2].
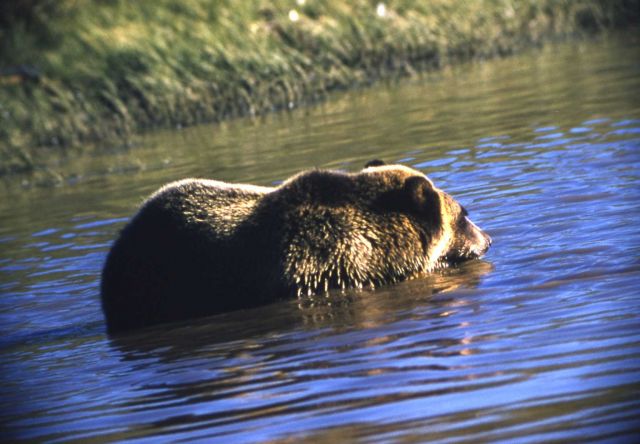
[1, 0, 639, 176]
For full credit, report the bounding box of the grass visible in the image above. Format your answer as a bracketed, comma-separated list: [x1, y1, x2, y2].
[1, 0, 638, 175]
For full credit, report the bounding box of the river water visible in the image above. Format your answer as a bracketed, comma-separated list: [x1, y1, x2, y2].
[1, 34, 639, 442]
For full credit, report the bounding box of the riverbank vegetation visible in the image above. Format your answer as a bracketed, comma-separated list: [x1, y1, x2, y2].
[1, 0, 638, 175]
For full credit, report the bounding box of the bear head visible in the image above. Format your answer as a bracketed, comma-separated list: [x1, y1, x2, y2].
[361, 160, 492, 266]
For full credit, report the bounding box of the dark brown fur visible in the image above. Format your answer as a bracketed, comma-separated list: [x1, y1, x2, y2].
[101, 162, 491, 333]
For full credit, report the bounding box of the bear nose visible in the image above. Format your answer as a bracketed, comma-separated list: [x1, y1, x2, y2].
[484, 232, 492, 247]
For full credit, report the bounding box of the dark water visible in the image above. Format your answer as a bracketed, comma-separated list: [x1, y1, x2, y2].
[2, 34, 640, 442]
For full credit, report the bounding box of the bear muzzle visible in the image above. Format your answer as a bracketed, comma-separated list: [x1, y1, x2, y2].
[444, 216, 492, 264]
[467, 218, 492, 259]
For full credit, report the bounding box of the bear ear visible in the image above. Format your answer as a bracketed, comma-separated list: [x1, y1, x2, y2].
[364, 159, 386, 168]
[403, 176, 440, 214]
[372, 173, 440, 219]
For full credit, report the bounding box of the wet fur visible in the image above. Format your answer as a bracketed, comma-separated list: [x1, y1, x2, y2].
[101, 162, 490, 333]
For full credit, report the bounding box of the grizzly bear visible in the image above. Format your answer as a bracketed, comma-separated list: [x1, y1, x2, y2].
[101, 161, 491, 333]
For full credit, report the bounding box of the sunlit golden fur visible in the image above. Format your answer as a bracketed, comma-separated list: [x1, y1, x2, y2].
[101, 161, 491, 333]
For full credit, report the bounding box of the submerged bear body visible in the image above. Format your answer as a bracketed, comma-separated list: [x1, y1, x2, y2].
[101, 162, 491, 333]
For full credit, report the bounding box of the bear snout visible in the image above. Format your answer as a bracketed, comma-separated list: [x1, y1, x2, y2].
[484, 231, 492, 247]
[477, 230, 492, 256]
[465, 217, 491, 258]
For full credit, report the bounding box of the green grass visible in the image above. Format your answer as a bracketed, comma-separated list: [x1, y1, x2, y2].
[1, 0, 638, 175]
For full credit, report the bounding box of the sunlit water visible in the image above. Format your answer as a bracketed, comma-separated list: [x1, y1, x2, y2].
[1, 34, 640, 442]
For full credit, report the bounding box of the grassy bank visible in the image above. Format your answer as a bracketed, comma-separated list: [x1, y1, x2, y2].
[1, 0, 638, 175]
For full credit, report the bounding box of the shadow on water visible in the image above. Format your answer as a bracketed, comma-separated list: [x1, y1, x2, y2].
[90, 261, 494, 442]
[110, 260, 494, 363]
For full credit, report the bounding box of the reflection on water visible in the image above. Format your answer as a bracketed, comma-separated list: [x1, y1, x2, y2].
[1, 34, 640, 442]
